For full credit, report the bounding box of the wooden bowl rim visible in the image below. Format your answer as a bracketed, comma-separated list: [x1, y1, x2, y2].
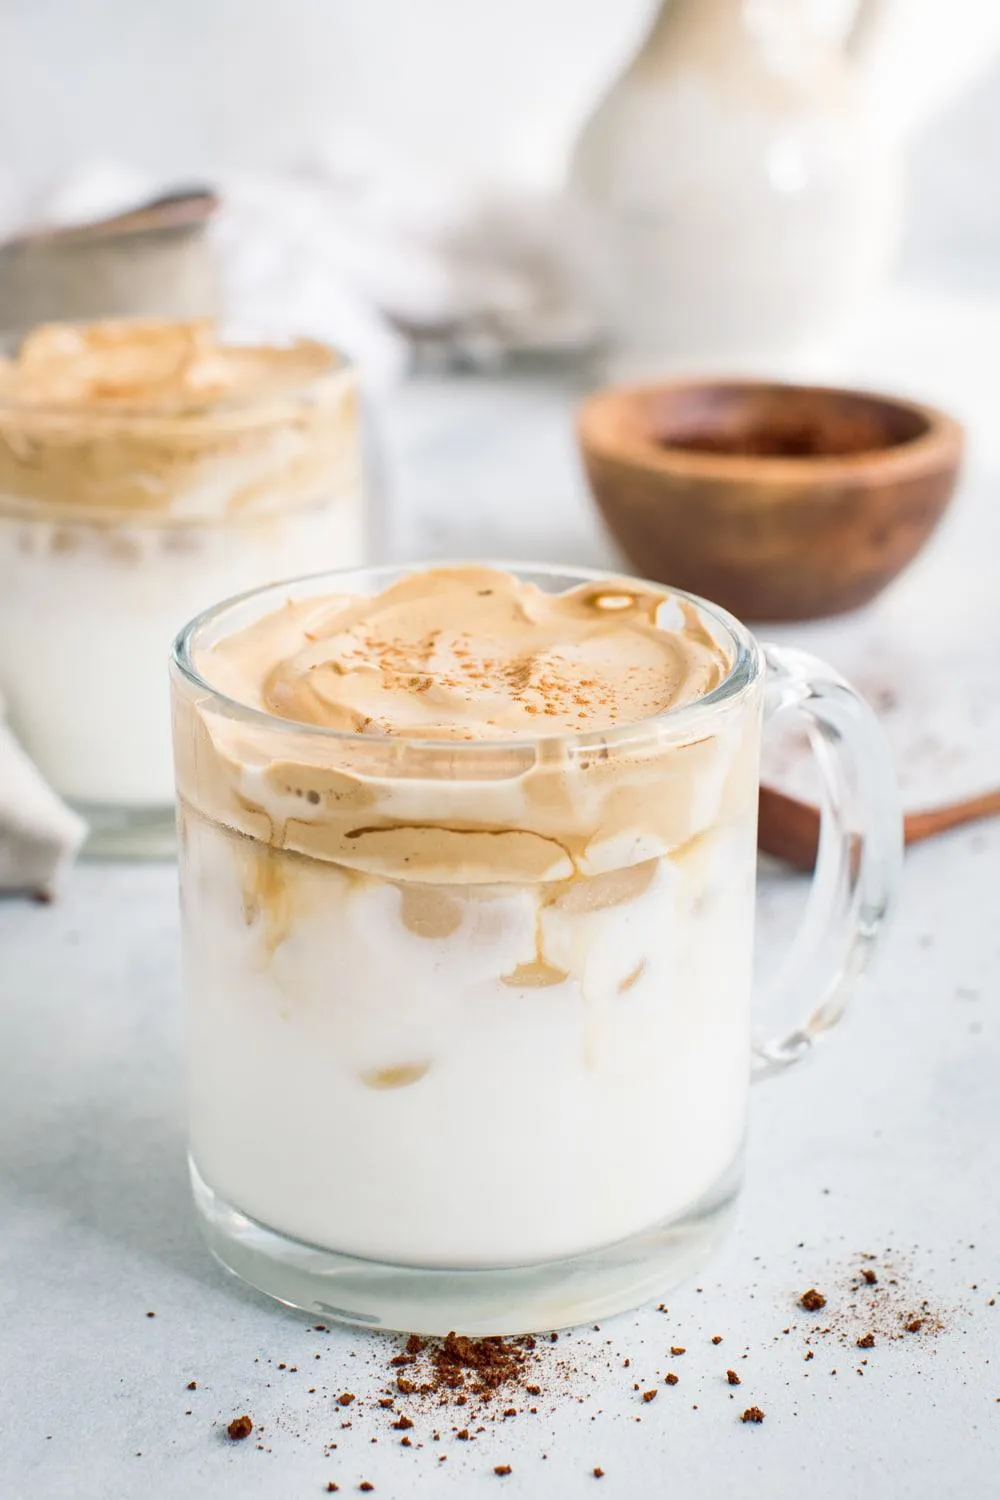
[577, 377, 964, 487]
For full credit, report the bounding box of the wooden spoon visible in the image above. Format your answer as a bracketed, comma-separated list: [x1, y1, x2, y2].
[758, 784, 1000, 872]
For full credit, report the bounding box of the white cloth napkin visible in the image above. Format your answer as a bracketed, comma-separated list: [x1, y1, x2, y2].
[0, 700, 87, 897]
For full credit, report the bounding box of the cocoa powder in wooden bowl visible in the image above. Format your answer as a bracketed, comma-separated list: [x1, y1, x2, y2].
[578, 378, 963, 621]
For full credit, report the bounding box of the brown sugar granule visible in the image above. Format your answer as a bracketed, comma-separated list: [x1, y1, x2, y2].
[525, 1385, 541, 1396]
[378, 1398, 394, 1410]
[905, 1318, 924, 1333]
[494, 1466, 512, 1477]
[726, 1370, 741, 1386]
[593, 1468, 605, 1478]
[146, 1311, 156, 1319]
[711, 1336, 723, 1345]
[857, 1333, 875, 1349]
[862, 1268, 878, 1286]
[457, 1429, 470, 1441]
[400, 1437, 412, 1448]
[406, 1335, 426, 1356]
[326, 1485, 339, 1493]
[741, 1407, 765, 1424]
[186, 1381, 197, 1391]
[670, 1346, 686, 1356]
[227, 1415, 253, 1440]
[392, 1416, 413, 1431]
[359, 1485, 374, 1493]
[799, 1289, 827, 1311]
[642, 1389, 658, 1403]
[396, 1378, 416, 1394]
[338, 1393, 356, 1407]
[664, 1373, 679, 1386]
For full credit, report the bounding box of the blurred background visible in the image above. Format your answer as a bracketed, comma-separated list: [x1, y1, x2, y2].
[2, 0, 1000, 377]
[1, 0, 999, 295]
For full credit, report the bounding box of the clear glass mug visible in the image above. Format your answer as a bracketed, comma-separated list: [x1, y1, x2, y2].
[170, 563, 902, 1334]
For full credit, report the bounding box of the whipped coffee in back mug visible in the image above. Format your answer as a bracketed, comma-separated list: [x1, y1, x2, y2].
[171, 563, 901, 1334]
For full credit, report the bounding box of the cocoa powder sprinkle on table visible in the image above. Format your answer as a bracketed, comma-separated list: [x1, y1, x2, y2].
[799, 1289, 827, 1311]
[494, 1465, 512, 1476]
[726, 1370, 741, 1386]
[593, 1467, 604, 1478]
[664, 1373, 679, 1386]
[642, 1389, 657, 1403]
[338, 1393, 355, 1407]
[862, 1269, 878, 1286]
[857, 1333, 875, 1349]
[741, 1407, 765, 1424]
[670, 1346, 686, 1356]
[227, 1415, 253, 1440]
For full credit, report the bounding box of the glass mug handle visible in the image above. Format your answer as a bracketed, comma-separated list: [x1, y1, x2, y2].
[753, 644, 904, 1077]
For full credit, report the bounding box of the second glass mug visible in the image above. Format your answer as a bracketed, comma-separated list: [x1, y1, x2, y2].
[170, 562, 902, 1334]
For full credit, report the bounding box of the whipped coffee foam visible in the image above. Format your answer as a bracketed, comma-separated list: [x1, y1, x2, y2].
[0, 319, 357, 521]
[206, 566, 728, 738]
[181, 567, 743, 883]
[0, 319, 335, 410]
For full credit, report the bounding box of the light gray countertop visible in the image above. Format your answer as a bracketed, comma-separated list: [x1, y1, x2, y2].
[2, 291, 999, 1498]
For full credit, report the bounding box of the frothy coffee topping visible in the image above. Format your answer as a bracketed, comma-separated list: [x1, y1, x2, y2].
[204, 566, 729, 740]
[176, 566, 756, 884]
[0, 320, 334, 412]
[0, 319, 356, 519]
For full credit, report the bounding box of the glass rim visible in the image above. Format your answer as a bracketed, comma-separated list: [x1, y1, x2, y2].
[170, 559, 765, 753]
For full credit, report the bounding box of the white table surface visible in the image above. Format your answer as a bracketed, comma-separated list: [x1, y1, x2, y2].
[2, 289, 999, 1499]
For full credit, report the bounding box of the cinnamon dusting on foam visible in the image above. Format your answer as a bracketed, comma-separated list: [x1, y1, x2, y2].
[204, 566, 729, 740]
[175, 566, 760, 886]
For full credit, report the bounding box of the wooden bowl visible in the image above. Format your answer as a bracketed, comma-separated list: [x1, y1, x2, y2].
[578, 378, 963, 621]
